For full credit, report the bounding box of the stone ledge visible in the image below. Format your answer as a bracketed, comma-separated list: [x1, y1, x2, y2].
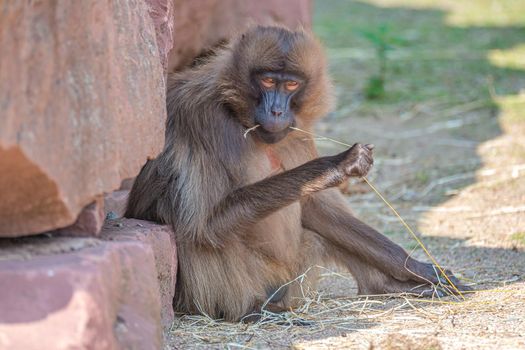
[102, 218, 177, 330]
[0, 218, 176, 350]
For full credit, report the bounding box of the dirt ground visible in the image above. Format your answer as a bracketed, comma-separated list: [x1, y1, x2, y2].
[166, 1, 524, 348]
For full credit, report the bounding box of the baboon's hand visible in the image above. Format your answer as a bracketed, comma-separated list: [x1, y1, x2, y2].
[337, 143, 374, 178]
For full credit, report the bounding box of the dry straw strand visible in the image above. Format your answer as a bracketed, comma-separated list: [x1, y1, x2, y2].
[288, 126, 465, 299]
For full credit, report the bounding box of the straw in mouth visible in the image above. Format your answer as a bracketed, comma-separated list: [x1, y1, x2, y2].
[243, 124, 260, 138]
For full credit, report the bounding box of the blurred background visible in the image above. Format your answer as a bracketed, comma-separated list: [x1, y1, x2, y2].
[312, 0, 525, 274]
[313, 1, 525, 261]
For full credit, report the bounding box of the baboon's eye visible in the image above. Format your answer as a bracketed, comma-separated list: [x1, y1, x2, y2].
[261, 77, 276, 88]
[285, 80, 299, 91]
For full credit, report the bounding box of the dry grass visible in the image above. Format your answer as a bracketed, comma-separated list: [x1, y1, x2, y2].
[167, 266, 523, 349]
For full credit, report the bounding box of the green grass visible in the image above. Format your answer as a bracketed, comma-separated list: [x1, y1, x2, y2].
[414, 170, 430, 185]
[313, 0, 525, 111]
[510, 232, 525, 245]
[499, 95, 525, 124]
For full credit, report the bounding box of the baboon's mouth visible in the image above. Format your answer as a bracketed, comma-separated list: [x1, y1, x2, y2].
[258, 119, 292, 134]
[243, 121, 294, 143]
[254, 125, 291, 144]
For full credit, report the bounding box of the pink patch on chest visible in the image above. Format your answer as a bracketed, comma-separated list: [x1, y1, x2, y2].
[265, 147, 283, 172]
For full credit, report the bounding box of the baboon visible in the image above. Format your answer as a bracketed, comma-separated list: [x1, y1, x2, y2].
[126, 26, 466, 322]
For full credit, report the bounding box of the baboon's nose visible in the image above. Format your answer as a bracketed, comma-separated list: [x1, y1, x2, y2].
[271, 109, 283, 117]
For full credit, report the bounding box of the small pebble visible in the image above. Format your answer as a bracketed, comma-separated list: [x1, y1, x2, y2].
[106, 211, 119, 220]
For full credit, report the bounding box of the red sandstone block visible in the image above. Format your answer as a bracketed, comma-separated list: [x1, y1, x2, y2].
[166, 0, 312, 71]
[0, 240, 162, 350]
[0, 0, 166, 237]
[55, 197, 106, 237]
[102, 218, 177, 330]
[104, 190, 130, 219]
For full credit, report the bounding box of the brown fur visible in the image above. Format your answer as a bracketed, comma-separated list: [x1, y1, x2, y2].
[126, 26, 466, 322]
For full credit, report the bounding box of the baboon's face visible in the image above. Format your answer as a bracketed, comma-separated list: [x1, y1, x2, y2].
[251, 71, 304, 144]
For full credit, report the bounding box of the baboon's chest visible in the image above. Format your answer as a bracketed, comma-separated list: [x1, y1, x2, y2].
[244, 146, 303, 262]
[246, 146, 285, 181]
[265, 147, 284, 174]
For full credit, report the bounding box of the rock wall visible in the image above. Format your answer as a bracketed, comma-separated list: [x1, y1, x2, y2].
[0, 0, 166, 237]
[168, 0, 312, 71]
